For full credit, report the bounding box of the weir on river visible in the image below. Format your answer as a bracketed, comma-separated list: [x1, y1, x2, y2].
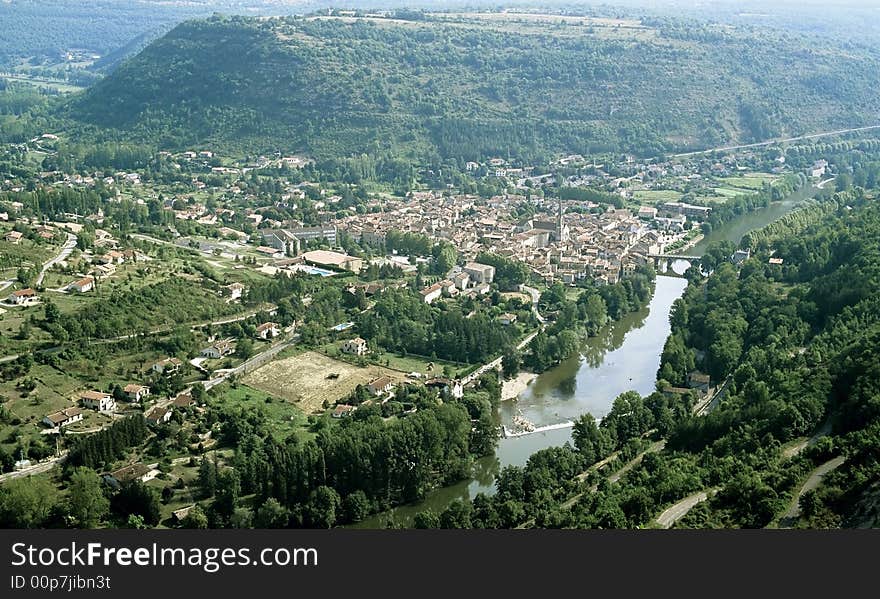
[353, 185, 819, 528]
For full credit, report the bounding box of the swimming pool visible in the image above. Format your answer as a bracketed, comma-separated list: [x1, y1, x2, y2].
[291, 264, 337, 277]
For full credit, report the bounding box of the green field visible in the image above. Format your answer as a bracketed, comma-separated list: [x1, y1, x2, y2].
[208, 383, 312, 442]
[718, 173, 777, 191]
[631, 189, 683, 205]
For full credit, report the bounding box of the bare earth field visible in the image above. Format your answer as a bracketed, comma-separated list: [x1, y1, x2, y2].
[242, 351, 405, 413]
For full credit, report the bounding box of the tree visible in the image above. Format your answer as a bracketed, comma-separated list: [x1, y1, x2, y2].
[230, 507, 254, 529]
[67, 467, 109, 528]
[235, 337, 254, 360]
[255, 497, 289, 528]
[112, 481, 161, 526]
[342, 490, 371, 523]
[305, 486, 340, 528]
[572, 414, 612, 464]
[413, 509, 440, 528]
[0, 477, 57, 528]
[439, 499, 472, 528]
[181, 505, 209, 529]
[197, 457, 217, 498]
[502, 348, 521, 379]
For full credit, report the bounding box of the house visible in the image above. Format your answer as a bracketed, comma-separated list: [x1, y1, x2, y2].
[473, 283, 491, 295]
[145, 406, 173, 426]
[463, 262, 496, 284]
[103, 463, 152, 488]
[332, 404, 356, 419]
[425, 377, 464, 399]
[173, 505, 196, 523]
[255, 322, 280, 340]
[452, 272, 470, 290]
[732, 248, 751, 265]
[341, 337, 369, 356]
[420, 283, 443, 305]
[42, 407, 83, 428]
[172, 393, 195, 409]
[637, 206, 658, 220]
[438, 279, 457, 295]
[67, 276, 94, 293]
[80, 390, 116, 412]
[152, 357, 183, 375]
[498, 313, 518, 325]
[123, 384, 150, 403]
[200, 339, 235, 359]
[768, 257, 784, 265]
[7, 288, 37, 305]
[688, 372, 711, 392]
[225, 283, 245, 300]
[4, 230, 23, 244]
[367, 376, 395, 396]
[301, 250, 363, 274]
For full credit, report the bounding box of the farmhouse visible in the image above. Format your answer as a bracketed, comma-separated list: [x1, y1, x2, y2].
[255, 322, 280, 339]
[498, 313, 518, 325]
[80, 390, 116, 412]
[4, 230, 23, 244]
[145, 406, 173, 426]
[124, 384, 151, 403]
[103, 463, 152, 488]
[152, 357, 183, 375]
[7, 288, 37, 305]
[225, 282, 245, 300]
[332, 404, 356, 418]
[201, 339, 235, 358]
[341, 337, 369, 356]
[67, 276, 95, 293]
[367, 376, 395, 396]
[420, 282, 443, 305]
[42, 407, 83, 428]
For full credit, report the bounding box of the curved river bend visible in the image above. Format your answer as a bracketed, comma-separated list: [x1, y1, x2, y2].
[355, 186, 816, 527]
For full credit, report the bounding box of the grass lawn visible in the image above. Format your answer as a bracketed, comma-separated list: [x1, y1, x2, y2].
[371, 351, 470, 378]
[718, 173, 777, 191]
[631, 189, 683, 204]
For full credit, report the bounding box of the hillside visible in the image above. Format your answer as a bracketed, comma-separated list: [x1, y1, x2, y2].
[66, 13, 880, 161]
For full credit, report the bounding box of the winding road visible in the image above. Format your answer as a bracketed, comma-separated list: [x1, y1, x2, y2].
[35, 232, 77, 286]
[655, 488, 719, 529]
[778, 455, 847, 527]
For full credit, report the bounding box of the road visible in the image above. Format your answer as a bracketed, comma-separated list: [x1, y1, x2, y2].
[35, 232, 77, 286]
[558, 437, 665, 512]
[779, 455, 846, 525]
[0, 452, 68, 483]
[608, 440, 666, 483]
[655, 488, 719, 529]
[672, 125, 880, 158]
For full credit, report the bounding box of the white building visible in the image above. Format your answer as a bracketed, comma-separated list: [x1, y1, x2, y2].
[463, 262, 496, 284]
[68, 277, 95, 293]
[341, 337, 369, 356]
[80, 390, 116, 412]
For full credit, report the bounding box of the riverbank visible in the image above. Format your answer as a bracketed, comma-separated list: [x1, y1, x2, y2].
[501, 371, 537, 401]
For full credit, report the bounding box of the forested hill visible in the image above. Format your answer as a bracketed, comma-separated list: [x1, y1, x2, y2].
[66, 13, 880, 162]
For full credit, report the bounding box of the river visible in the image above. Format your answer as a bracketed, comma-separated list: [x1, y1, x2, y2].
[354, 185, 816, 527]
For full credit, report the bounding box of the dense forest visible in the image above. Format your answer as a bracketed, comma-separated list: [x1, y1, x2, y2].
[65, 14, 880, 163]
[403, 188, 880, 529]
